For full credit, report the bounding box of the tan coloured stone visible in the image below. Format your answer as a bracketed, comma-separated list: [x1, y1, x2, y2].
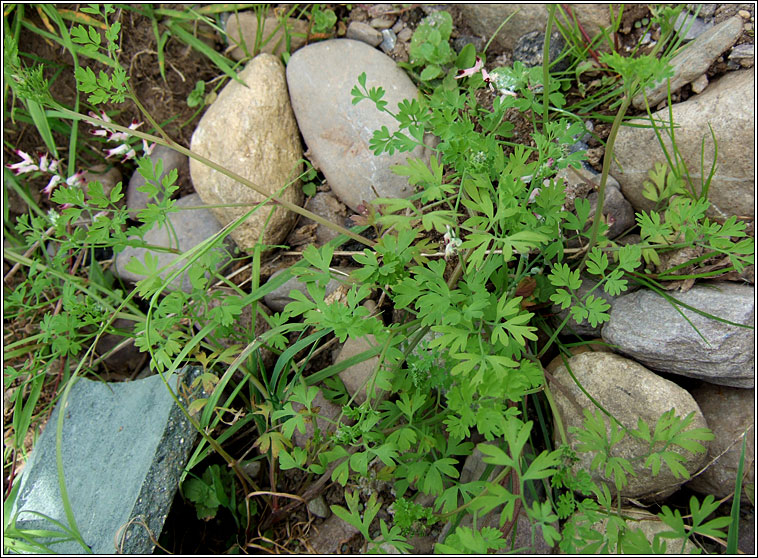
[225, 13, 308, 60]
[551, 352, 709, 500]
[612, 68, 755, 220]
[189, 54, 303, 252]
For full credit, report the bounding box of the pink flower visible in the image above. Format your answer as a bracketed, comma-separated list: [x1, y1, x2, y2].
[142, 140, 155, 156]
[6, 150, 39, 174]
[455, 57, 483, 79]
[66, 171, 85, 187]
[43, 174, 62, 197]
[105, 143, 131, 159]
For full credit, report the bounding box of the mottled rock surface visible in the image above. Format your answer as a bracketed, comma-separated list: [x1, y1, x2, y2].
[614, 68, 755, 220]
[551, 352, 709, 500]
[190, 54, 303, 252]
[602, 283, 755, 387]
[225, 13, 308, 60]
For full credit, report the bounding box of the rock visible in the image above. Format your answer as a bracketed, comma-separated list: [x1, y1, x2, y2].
[82, 164, 122, 200]
[308, 514, 361, 554]
[687, 385, 755, 500]
[240, 459, 261, 479]
[287, 39, 431, 212]
[307, 495, 331, 519]
[113, 194, 233, 293]
[93, 318, 143, 373]
[614, 68, 754, 220]
[190, 54, 303, 252]
[370, 16, 396, 30]
[567, 507, 698, 553]
[551, 274, 640, 338]
[632, 16, 743, 109]
[513, 30, 568, 72]
[397, 27, 413, 43]
[224, 12, 308, 60]
[346, 21, 383, 47]
[674, 10, 713, 41]
[379, 29, 397, 54]
[601, 283, 755, 388]
[333, 300, 384, 405]
[452, 34, 486, 54]
[459, 4, 611, 53]
[262, 265, 352, 312]
[690, 73, 709, 93]
[302, 192, 349, 245]
[550, 352, 709, 500]
[739, 511, 755, 555]
[8, 368, 201, 554]
[545, 339, 612, 374]
[292, 389, 346, 449]
[126, 145, 188, 212]
[730, 43, 755, 67]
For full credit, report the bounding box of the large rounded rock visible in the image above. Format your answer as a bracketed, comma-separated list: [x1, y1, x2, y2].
[612, 68, 754, 220]
[113, 194, 233, 293]
[287, 39, 431, 212]
[459, 5, 611, 53]
[687, 384, 754, 500]
[190, 54, 303, 252]
[551, 352, 709, 500]
[601, 283, 755, 387]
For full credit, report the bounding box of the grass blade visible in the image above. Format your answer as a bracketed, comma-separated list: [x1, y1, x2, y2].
[726, 433, 748, 554]
[167, 21, 246, 86]
[25, 100, 58, 158]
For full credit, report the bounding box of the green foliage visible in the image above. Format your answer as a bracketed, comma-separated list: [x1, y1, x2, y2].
[182, 464, 254, 527]
[406, 11, 456, 81]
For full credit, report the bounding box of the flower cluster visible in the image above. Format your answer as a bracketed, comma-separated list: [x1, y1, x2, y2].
[6, 150, 84, 198]
[455, 56, 517, 98]
[442, 225, 462, 260]
[88, 111, 155, 161]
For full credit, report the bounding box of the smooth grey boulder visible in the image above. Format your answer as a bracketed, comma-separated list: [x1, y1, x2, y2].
[602, 283, 755, 387]
[687, 384, 755, 499]
[613, 68, 755, 220]
[114, 194, 233, 293]
[7, 368, 201, 554]
[633, 16, 743, 109]
[551, 352, 709, 500]
[287, 39, 431, 212]
[190, 54, 303, 252]
[127, 145, 188, 212]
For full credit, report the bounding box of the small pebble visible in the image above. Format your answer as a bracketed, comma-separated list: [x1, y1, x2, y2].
[690, 73, 709, 94]
[379, 28, 397, 53]
[346, 21, 383, 47]
[397, 28, 413, 43]
[307, 495, 331, 518]
[738, 10, 751, 19]
[370, 16, 397, 30]
[391, 20, 405, 34]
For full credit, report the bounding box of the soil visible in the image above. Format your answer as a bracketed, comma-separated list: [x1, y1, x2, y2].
[3, 3, 754, 554]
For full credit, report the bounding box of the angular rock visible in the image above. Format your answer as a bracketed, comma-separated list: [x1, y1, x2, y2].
[550, 352, 709, 500]
[551, 274, 639, 337]
[114, 194, 233, 293]
[307, 495, 331, 519]
[308, 514, 361, 554]
[333, 300, 383, 404]
[614, 68, 755, 220]
[601, 283, 755, 387]
[346, 21, 383, 47]
[633, 16, 743, 109]
[687, 384, 755, 499]
[287, 39, 430, 212]
[459, 4, 611, 53]
[292, 389, 346, 449]
[674, 10, 713, 41]
[567, 507, 698, 553]
[513, 30, 568, 72]
[302, 192, 349, 245]
[8, 368, 201, 554]
[225, 12, 308, 60]
[190, 54, 303, 252]
[127, 145, 188, 212]
[262, 265, 353, 312]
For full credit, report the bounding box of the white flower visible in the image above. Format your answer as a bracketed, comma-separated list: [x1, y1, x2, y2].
[6, 149, 40, 174]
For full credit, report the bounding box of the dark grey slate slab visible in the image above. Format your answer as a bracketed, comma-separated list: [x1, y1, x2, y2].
[8, 367, 201, 554]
